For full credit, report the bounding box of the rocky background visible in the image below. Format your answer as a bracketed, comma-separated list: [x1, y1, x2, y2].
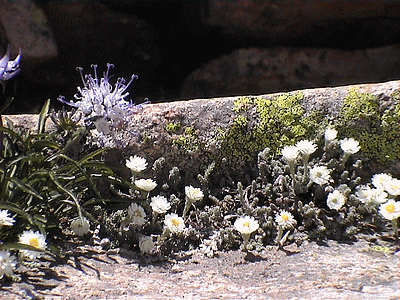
[1, 0, 400, 113]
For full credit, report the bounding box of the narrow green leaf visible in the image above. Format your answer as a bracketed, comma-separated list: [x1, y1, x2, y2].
[5, 177, 44, 200]
[38, 99, 50, 134]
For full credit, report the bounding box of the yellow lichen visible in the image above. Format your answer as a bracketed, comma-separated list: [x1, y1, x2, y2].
[336, 89, 400, 163]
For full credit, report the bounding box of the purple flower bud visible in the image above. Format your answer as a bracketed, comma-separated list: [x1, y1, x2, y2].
[0, 46, 21, 81]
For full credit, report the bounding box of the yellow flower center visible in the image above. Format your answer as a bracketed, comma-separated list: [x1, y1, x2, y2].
[243, 221, 250, 227]
[282, 214, 289, 221]
[29, 238, 40, 248]
[171, 219, 181, 226]
[386, 204, 395, 213]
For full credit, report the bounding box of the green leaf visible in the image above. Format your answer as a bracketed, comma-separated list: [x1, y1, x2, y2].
[5, 177, 44, 200]
[38, 99, 50, 134]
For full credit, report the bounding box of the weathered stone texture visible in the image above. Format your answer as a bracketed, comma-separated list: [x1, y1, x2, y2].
[7, 80, 399, 183]
[0, 0, 57, 61]
[181, 46, 400, 99]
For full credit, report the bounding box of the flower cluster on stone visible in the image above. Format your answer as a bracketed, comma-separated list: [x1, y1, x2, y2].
[18, 230, 47, 260]
[0, 250, 16, 279]
[275, 211, 297, 229]
[0, 209, 15, 228]
[57, 63, 139, 123]
[355, 185, 388, 206]
[70, 217, 90, 236]
[128, 203, 147, 226]
[0, 46, 21, 81]
[126, 155, 148, 174]
[164, 213, 185, 234]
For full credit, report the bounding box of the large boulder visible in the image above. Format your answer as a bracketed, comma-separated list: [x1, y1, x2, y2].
[181, 45, 400, 99]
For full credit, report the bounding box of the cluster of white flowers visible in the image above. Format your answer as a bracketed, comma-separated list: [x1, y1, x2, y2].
[70, 217, 90, 236]
[355, 185, 388, 206]
[19, 230, 47, 260]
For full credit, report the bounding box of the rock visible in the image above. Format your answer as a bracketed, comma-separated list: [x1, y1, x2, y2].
[6, 80, 400, 185]
[181, 45, 400, 99]
[202, 0, 400, 48]
[0, 0, 57, 62]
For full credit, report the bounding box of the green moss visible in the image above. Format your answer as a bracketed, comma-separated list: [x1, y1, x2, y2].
[165, 122, 182, 133]
[173, 126, 201, 153]
[218, 92, 325, 162]
[336, 89, 400, 163]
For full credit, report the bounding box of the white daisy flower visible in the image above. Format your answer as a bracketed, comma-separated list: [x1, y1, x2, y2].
[128, 203, 147, 226]
[138, 235, 155, 254]
[383, 178, 400, 196]
[296, 140, 317, 157]
[324, 127, 337, 142]
[309, 165, 332, 185]
[371, 173, 393, 190]
[340, 138, 360, 155]
[19, 230, 47, 259]
[0, 210, 15, 228]
[0, 250, 16, 279]
[185, 186, 204, 202]
[150, 195, 171, 214]
[134, 179, 157, 192]
[164, 213, 185, 234]
[275, 211, 297, 229]
[234, 216, 259, 235]
[327, 190, 347, 210]
[379, 200, 400, 220]
[281, 145, 299, 163]
[355, 185, 388, 205]
[126, 155, 148, 173]
[70, 217, 90, 236]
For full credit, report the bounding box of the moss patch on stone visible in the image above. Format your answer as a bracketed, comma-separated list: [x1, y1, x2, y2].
[217, 92, 325, 162]
[336, 89, 400, 163]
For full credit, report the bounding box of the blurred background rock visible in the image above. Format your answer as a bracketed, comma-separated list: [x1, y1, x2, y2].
[1, 0, 400, 113]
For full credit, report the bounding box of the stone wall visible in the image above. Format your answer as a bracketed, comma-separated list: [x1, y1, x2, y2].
[1, 0, 400, 113]
[6, 80, 400, 186]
